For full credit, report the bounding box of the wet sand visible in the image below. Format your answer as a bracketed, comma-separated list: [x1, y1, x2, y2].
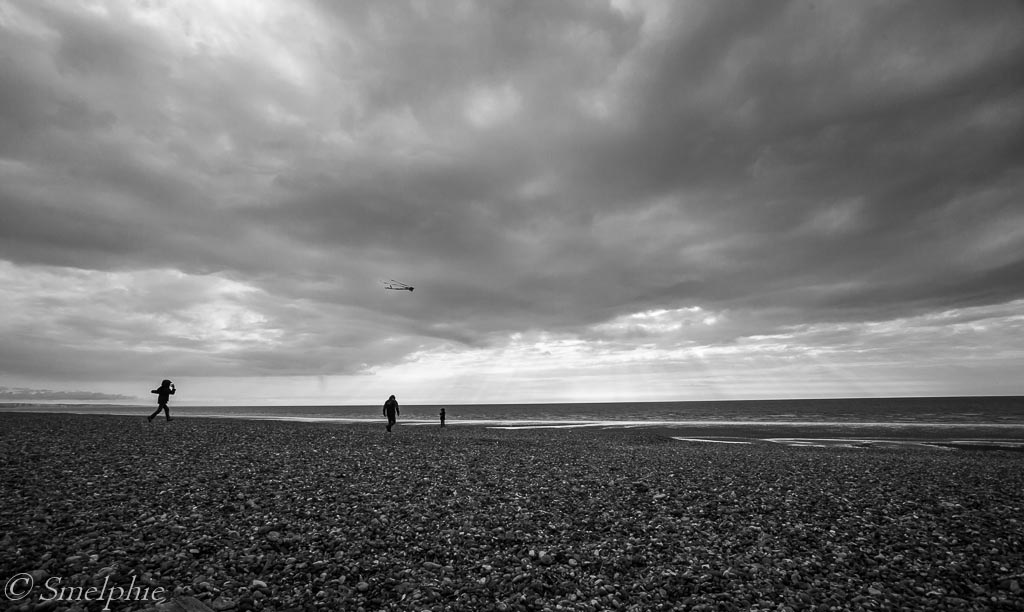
[1, 412, 1023, 611]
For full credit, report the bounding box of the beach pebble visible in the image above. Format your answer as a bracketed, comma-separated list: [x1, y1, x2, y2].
[2, 413, 1023, 612]
[210, 596, 237, 611]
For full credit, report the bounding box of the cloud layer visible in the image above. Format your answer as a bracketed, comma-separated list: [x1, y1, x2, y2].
[2, 0, 1023, 403]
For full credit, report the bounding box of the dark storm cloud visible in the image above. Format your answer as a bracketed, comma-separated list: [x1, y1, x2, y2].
[250, 0, 1024, 337]
[560, 1, 1024, 317]
[2, 0, 1023, 390]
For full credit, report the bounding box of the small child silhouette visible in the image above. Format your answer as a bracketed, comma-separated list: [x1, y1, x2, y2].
[148, 379, 175, 422]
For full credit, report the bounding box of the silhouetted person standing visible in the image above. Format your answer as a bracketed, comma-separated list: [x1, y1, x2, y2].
[440, 407, 446, 427]
[148, 379, 175, 422]
[383, 395, 399, 432]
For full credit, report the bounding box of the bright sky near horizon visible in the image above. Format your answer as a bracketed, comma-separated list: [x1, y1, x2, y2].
[2, 0, 1023, 406]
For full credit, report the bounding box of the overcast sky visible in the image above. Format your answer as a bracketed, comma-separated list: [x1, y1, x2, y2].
[2, 0, 1023, 406]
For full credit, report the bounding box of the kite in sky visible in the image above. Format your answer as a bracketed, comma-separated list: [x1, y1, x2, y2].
[384, 280, 414, 292]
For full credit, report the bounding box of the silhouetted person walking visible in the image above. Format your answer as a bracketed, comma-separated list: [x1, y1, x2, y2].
[440, 407, 446, 427]
[383, 395, 399, 432]
[148, 379, 175, 422]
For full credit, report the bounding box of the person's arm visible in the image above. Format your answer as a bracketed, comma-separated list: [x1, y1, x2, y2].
[396, 403, 400, 416]
[151, 389, 158, 394]
[169, 387, 175, 395]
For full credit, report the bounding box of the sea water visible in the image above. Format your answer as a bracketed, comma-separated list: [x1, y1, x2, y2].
[4, 397, 1023, 447]
[4, 396, 1022, 426]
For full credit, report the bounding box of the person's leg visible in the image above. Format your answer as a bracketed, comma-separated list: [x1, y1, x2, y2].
[148, 406, 161, 422]
[163, 404, 171, 421]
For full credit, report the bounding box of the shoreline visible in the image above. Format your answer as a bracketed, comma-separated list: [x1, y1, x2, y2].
[3, 407, 1024, 456]
[2, 405, 1023, 442]
[2, 412, 1023, 611]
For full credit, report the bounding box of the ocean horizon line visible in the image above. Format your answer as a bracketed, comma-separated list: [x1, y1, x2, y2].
[2, 393, 1023, 409]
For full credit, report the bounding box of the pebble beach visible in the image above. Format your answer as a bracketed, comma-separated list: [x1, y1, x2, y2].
[1, 412, 1022, 612]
